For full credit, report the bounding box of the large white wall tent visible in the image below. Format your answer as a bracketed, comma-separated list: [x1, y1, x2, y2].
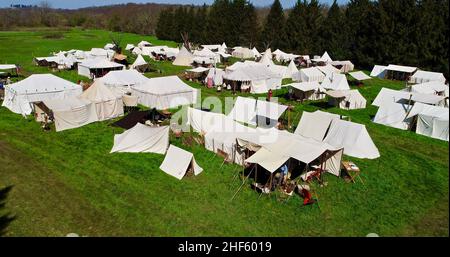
[80, 80, 124, 121]
[131, 75, 198, 110]
[78, 59, 124, 78]
[373, 102, 411, 130]
[323, 119, 380, 159]
[407, 81, 448, 96]
[193, 48, 221, 64]
[223, 63, 282, 94]
[2, 74, 82, 116]
[292, 67, 326, 83]
[383, 64, 418, 80]
[294, 110, 380, 159]
[99, 69, 149, 96]
[373, 88, 446, 107]
[321, 73, 350, 91]
[173, 46, 194, 66]
[286, 82, 325, 101]
[159, 145, 203, 180]
[326, 90, 367, 110]
[409, 70, 446, 84]
[41, 98, 98, 132]
[227, 96, 288, 127]
[406, 103, 449, 141]
[110, 124, 169, 153]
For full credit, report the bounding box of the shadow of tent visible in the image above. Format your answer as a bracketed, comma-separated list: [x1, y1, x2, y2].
[0, 185, 16, 236]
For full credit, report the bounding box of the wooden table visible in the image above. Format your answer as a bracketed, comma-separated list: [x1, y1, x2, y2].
[342, 161, 362, 183]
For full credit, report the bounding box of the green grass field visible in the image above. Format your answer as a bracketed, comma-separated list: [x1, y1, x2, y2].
[0, 28, 448, 236]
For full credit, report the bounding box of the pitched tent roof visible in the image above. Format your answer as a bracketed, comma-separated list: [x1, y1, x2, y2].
[227, 96, 288, 127]
[232, 47, 254, 59]
[78, 58, 124, 69]
[317, 64, 341, 77]
[2, 74, 82, 115]
[110, 123, 169, 153]
[80, 80, 124, 121]
[324, 119, 380, 159]
[159, 145, 203, 180]
[370, 65, 387, 77]
[293, 67, 326, 82]
[326, 89, 367, 109]
[408, 81, 448, 95]
[131, 75, 198, 110]
[287, 81, 323, 92]
[410, 70, 446, 84]
[173, 46, 194, 66]
[187, 67, 210, 73]
[131, 54, 147, 69]
[349, 71, 372, 81]
[294, 110, 340, 141]
[406, 102, 449, 141]
[125, 44, 135, 51]
[100, 69, 149, 87]
[373, 101, 411, 130]
[321, 73, 350, 90]
[385, 64, 417, 73]
[372, 88, 446, 107]
[42, 97, 98, 132]
[137, 40, 152, 48]
[259, 49, 274, 66]
[321, 51, 332, 62]
[252, 47, 261, 58]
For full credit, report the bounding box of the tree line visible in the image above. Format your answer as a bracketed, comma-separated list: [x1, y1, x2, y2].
[156, 0, 449, 77]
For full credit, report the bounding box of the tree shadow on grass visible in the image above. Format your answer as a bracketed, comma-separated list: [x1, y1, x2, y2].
[309, 101, 332, 109]
[0, 185, 16, 237]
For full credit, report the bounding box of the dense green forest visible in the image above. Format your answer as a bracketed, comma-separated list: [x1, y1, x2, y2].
[0, 0, 448, 76]
[156, 0, 449, 77]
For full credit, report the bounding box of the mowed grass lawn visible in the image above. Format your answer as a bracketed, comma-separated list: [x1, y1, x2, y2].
[0, 28, 448, 236]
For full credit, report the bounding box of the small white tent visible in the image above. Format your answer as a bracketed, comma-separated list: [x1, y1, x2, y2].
[259, 49, 275, 66]
[131, 75, 198, 110]
[42, 98, 98, 132]
[409, 70, 446, 84]
[125, 44, 135, 51]
[406, 102, 449, 141]
[232, 47, 255, 59]
[2, 74, 82, 116]
[100, 69, 149, 95]
[373, 101, 411, 130]
[138, 40, 152, 48]
[78, 59, 124, 78]
[370, 65, 387, 78]
[294, 110, 340, 141]
[80, 80, 124, 121]
[131, 54, 148, 70]
[372, 88, 446, 107]
[326, 90, 367, 110]
[173, 46, 194, 66]
[321, 73, 350, 91]
[407, 81, 448, 96]
[111, 123, 169, 153]
[292, 67, 326, 82]
[286, 82, 325, 101]
[223, 63, 282, 93]
[159, 144, 203, 180]
[285, 60, 299, 79]
[205, 68, 225, 86]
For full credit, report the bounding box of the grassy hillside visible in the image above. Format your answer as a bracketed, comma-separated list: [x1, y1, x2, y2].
[0, 28, 448, 236]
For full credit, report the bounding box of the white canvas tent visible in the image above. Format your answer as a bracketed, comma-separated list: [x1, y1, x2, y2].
[406, 102, 449, 141]
[349, 71, 372, 81]
[326, 90, 367, 110]
[323, 119, 380, 159]
[227, 96, 288, 127]
[223, 63, 282, 93]
[110, 123, 169, 153]
[79, 80, 124, 121]
[317, 64, 341, 77]
[330, 60, 354, 73]
[292, 67, 326, 82]
[125, 44, 135, 51]
[159, 144, 203, 180]
[173, 46, 194, 66]
[205, 68, 225, 86]
[138, 40, 152, 48]
[286, 82, 325, 101]
[193, 48, 220, 64]
[104, 43, 115, 50]
[409, 70, 446, 84]
[370, 65, 387, 78]
[294, 110, 379, 159]
[2, 74, 82, 116]
[131, 75, 198, 110]
[41, 97, 98, 132]
[373, 101, 412, 130]
[285, 60, 299, 79]
[259, 49, 274, 66]
[321, 73, 350, 91]
[407, 81, 448, 96]
[99, 69, 149, 96]
[372, 88, 446, 107]
[252, 47, 261, 58]
[131, 54, 148, 70]
[78, 59, 124, 78]
[232, 47, 255, 59]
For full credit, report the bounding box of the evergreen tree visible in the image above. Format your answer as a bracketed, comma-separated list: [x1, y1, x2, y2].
[207, 0, 231, 44]
[231, 0, 259, 47]
[191, 4, 208, 43]
[260, 0, 287, 50]
[286, 0, 309, 53]
[320, 0, 348, 60]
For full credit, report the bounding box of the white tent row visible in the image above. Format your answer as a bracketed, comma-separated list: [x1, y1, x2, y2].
[292, 67, 326, 83]
[285, 82, 325, 101]
[2, 74, 82, 116]
[321, 73, 350, 91]
[294, 110, 380, 159]
[160, 144, 203, 180]
[131, 75, 198, 110]
[348, 71, 372, 81]
[227, 96, 288, 127]
[40, 97, 98, 132]
[326, 90, 367, 110]
[99, 69, 149, 96]
[35, 53, 78, 69]
[372, 88, 446, 107]
[86, 48, 115, 60]
[409, 70, 446, 84]
[111, 123, 169, 154]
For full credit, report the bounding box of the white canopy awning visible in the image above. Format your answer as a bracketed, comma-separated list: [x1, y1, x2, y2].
[349, 71, 371, 81]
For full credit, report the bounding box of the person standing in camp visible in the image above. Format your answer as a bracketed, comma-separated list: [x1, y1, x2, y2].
[6, 77, 11, 85]
[267, 89, 273, 101]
